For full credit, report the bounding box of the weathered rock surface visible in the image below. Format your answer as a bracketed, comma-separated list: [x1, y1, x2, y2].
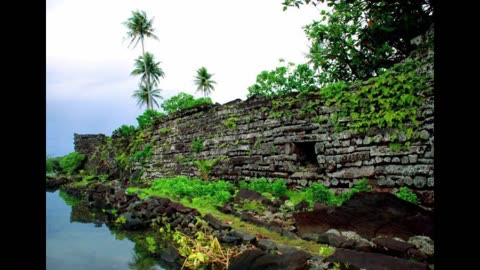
[327, 248, 429, 270]
[229, 248, 310, 270]
[293, 192, 434, 241]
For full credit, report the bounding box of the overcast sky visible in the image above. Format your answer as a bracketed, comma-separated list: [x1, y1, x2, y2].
[47, 0, 321, 156]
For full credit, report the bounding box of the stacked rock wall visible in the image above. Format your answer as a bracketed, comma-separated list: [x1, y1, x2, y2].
[74, 133, 107, 156]
[133, 94, 433, 193]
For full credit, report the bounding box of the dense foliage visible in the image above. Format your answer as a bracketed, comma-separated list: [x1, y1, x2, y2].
[46, 156, 62, 174]
[143, 176, 236, 205]
[160, 92, 212, 114]
[193, 159, 219, 181]
[239, 178, 287, 197]
[136, 109, 165, 129]
[247, 62, 319, 98]
[395, 186, 419, 204]
[59, 152, 86, 174]
[319, 57, 432, 137]
[112, 124, 137, 138]
[283, 0, 433, 84]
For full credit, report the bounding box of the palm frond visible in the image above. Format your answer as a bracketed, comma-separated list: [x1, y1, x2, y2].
[194, 67, 216, 97]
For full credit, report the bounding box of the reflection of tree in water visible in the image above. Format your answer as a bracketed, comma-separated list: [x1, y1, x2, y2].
[109, 225, 181, 270]
[59, 194, 181, 269]
[128, 246, 157, 270]
[59, 190, 80, 206]
[70, 204, 108, 225]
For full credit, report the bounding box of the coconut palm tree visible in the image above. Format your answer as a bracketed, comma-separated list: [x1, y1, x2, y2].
[124, 10, 159, 109]
[194, 67, 216, 97]
[132, 82, 163, 109]
[131, 52, 165, 109]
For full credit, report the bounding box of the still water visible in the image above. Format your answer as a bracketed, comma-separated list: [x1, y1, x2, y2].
[46, 190, 166, 270]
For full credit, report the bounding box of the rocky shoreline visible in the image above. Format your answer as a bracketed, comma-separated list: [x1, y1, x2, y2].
[47, 176, 434, 270]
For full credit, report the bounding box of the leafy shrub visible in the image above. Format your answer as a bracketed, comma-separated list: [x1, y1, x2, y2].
[112, 124, 136, 137]
[146, 237, 156, 254]
[247, 62, 319, 98]
[308, 183, 335, 205]
[133, 143, 153, 162]
[339, 178, 371, 202]
[284, 0, 432, 84]
[115, 215, 127, 225]
[59, 152, 86, 174]
[149, 176, 235, 205]
[191, 138, 204, 153]
[224, 117, 238, 129]
[272, 179, 287, 197]
[396, 187, 419, 204]
[193, 159, 218, 181]
[46, 156, 62, 173]
[213, 191, 232, 204]
[248, 178, 269, 193]
[136, 109, 165, 129]
[161, 92, 212, 114]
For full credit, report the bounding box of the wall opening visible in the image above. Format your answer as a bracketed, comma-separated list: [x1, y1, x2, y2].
[294, 142, 317, 166]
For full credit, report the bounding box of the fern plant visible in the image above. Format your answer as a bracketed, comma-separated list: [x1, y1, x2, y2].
[193, 159, 219, 181]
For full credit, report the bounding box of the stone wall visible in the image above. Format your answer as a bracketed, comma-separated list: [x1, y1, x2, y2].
[82, 86, 433, 201]
[131, 94, 433, 192]
[74, 133, 107, 156]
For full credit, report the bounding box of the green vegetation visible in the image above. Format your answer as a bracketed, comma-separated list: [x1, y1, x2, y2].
[59, 152, 86, 175]
[193, 159, 219, 181]
[115, 215, 127, 225]
[132, 82, 163, 109]
[112, 124, 137, 138]
[173, 228, 232, 269]
[284, 178, 372, 208]
[241, 200, 267, 213]
[224, 116, 238, 129]
[145, 236, 156, 254]
[161, 92, 213, 114]
[132, 143, 153, 162]
[136, 109, 165, 129]
[283, 0, 433, 84]
[143, 176, 235, 205]
[191, 138, 204, 153]
[248, 62, 318, 98]
[132, 176, 332, 255]
[124, 10, 161, 110]
[395, 187, 419, 204]
[194, 67, 217, 98]
[239, 178, 287, 197]
[131, 52, 165, 109]
[158, 127, 171, 135]
[320, 58, 431, 136]
[46, 156, 62, 174]
[58, 190, 80, 206]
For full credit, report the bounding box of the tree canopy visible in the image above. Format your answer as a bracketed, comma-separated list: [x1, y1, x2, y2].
[194, 67, 217, 97]
[283, 0, 433, 84]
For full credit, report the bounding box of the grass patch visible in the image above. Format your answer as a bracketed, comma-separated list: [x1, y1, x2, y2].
[131, 176, 334, 256]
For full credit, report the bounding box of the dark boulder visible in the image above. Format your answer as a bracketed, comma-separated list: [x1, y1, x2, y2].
[203, 213, 231, 231]
[293, 192, 433, 241]
[229, 248, 310, 270]
[327, 248, 428, 270]
[122, 212, 146, 230]
[372, 237, 416, 258]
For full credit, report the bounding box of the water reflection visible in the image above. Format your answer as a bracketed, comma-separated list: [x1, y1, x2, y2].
[46, 190, 176, 270]
[128, 247, 157, 270]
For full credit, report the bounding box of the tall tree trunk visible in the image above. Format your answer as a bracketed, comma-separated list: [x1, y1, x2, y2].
[141, 39, 151, 110]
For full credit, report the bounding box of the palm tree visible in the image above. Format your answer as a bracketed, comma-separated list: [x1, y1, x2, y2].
[124, 10, 159, 109]
[131, 52, 165, 109]
[132, 82, 163, 109]
[194, 67, 216, 97]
